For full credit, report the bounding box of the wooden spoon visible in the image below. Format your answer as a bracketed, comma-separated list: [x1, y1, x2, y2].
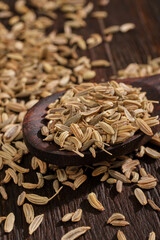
[23, 75, 160, 166]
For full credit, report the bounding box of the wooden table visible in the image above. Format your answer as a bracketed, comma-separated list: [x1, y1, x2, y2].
[0, 0, 160, 239]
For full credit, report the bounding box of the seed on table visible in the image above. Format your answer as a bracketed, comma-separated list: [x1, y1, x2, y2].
[71, 209, 82, 222]
[62, 213, 74, 222]
[107, 213, 125, 224]
[110, 220, 130, 227]
[4, 213, 15, 233]
[148, 199, 160, 211]
[61, 226, 91, 240]
[148, 232, 156, 240]
[17, 191, 26, 206]
[134, 188, 147, 205]
[87, 192, 105, 211]
[23, 203, 35, 224]
[117, 230, 127, 240]
[29, 214, 44, 235]
[0, 186, 8, 200]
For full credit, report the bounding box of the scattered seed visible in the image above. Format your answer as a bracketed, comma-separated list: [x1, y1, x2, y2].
[87, 192, 105, 211]
[23, 203, 35, 224]
[107, 213, 125, 224]
[0, 186, 8, 200]
[110, 220, 129, 227]
[145, 147, 160, 159]
[74, 174, 87, 189]
[148, 199, 160, 211]
[17, 191, 26, 206]
[62, 213, 74, 222]
[72, 209, 82, 222]
[134, 188, 147, 205]
[148, 232, 156, 240]
[116, 180, 123, 193]
[29, 214, 44, 235]
[117, 230, 127, 240]
[4, 213, 15, 233]
[61, 226, 91, 240]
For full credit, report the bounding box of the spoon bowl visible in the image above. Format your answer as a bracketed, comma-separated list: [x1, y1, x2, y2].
[23, 75, 160, 167]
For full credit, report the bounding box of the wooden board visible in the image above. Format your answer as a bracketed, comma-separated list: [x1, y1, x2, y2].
[0, 0, 160, 240]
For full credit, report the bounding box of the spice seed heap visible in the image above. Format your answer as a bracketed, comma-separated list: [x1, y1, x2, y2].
[0, 0, 160, 239]
[42, 82, 159, 156]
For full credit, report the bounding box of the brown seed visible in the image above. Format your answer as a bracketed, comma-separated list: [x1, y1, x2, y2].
[87, 192, 105, 211]
[134, 188, 147, 205]
[62, 181, 76, 190]
[107, 213, 125, 224]
[74, 174, 87, 189]
[91, 11, 108, 18]
[120, 23, 135, 33]
[71, 209, 82, 222]
[92, 166, 108, 177]
[108, 170, 130, 183]
[0, 186, 8, 200]
[131, 172, 139, 183]
[145, 147, 160, 159]
[17, 191, 26, 206]
[136, 118, 153, 136]
[23, 203, 35, 224]
[62, 213, 74, 222]
[106, 178, 117, 184]
[29, 214, 44, 235]
[7, 168, 18, 184]
[0, 216, 6, 224]
[116, 180, 123, 193]
[117, 230, 127, 240]
[110, 220, 129, 226]
[148, 232, 156, 240]
[61, 226, 91, 240]
[56, 169, 67, 182]
[148, 199, 160, 211]
[139, 167, 148, 177]
[4, 213, 15, 233]
[91, 60, 110, 67]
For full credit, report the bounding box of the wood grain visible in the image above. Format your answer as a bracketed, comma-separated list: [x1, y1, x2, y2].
[0, 0, 160, 240]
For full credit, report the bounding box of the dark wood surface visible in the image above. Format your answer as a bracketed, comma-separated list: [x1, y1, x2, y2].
[0, 0, 160, 240]
[23, 75, 160, 166]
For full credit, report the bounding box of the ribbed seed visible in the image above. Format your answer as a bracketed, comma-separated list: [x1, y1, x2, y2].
[71, 209, 82, 222]
[145, 147, 160, 159]
[108, 170, 130, 183]
[148, 232, 156, 240]
[107, 213, 125, 224]
[148, 199, 160, 211]
[92, 166, 108, 176]
[134, 188, 147, 205]
[61, 226, 91, 240]
[29, 214, 44, 235]
[17, 191, 26, 206]
[117, 230, 127, 240]
[87, 192, 105, 211]
[62, 213, 74, 222]
[136, 118, 153, 136]
[0, 186, 8, 200]
[110, 220, 129, 226]
[116, 180, 123, 193]
[74, 174, 87, 189]
[4, 213, 15, 233]
[107, 178, 117, 184]
[23, 203, 35, 224]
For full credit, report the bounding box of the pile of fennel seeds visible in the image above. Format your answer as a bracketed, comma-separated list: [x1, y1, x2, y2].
[42, 82, 159, 157]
